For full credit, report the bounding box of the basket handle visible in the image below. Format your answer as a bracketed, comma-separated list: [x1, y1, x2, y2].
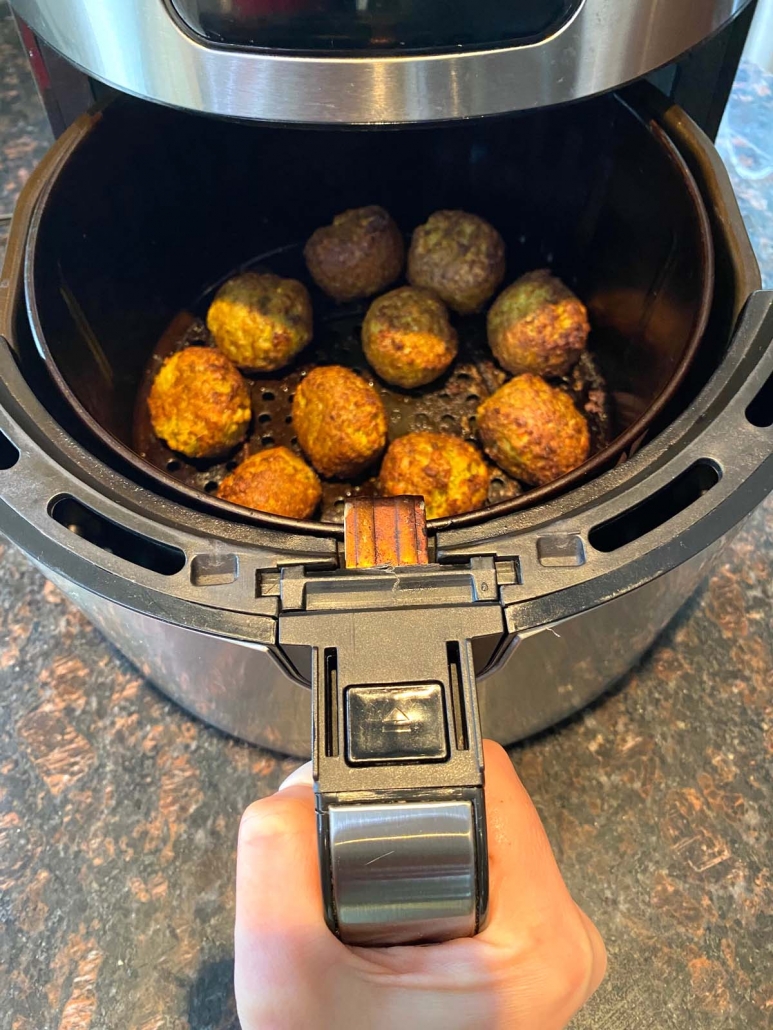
[311, 496, 489, 946]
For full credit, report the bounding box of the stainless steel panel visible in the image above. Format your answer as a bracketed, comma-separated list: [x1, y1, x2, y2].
[10, 0, 751, 123]
[477, 537, 732, 744]
[39, 567, 313, 756]
[328, 801, 477, 945]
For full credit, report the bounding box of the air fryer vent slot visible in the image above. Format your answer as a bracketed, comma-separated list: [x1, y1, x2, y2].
[49, 496, 186, 576]
[588, 462, 720, 553]
[0, 429, 19, 470]
[746, 368, 773, 428]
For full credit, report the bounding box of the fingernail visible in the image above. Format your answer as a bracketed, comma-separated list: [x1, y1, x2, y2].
[278, 761, 314, 791]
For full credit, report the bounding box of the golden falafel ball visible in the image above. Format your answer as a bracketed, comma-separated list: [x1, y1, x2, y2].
[148, 346, 251, 459]
[206, 271, 312, 372]
[304, 206, 405, 303]
[292, 366, 388, 478]
[487, 269, 590, 377]
[217, 447, 322, 519]
[407, 210, 505, 315]
[362, 286, 458, 389]
[379, 431, 491, 519]
[477, 373, 590, 487]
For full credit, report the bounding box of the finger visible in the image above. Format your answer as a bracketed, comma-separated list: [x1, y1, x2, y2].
[482, 741, 607, 1018]
[482, 740, 579, 934]
[356, 741, 578, 970]
[234, 781, 347, 1027]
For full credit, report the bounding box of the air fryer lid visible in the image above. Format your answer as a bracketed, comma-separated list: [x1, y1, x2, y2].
[25, 90, 712, 532]
[8, 0, 755, 122]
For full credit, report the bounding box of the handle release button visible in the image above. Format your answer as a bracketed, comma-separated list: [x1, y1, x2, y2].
[346, 683, 448, 763]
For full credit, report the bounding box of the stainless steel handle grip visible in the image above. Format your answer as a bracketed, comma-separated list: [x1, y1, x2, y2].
[325, 799, 481, 946]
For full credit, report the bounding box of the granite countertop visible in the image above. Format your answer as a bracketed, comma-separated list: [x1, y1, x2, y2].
[1, 6, 772, 1028]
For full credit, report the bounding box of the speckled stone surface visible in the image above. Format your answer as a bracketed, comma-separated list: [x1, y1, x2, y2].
[0, 6, 772, 1028]
[0, 4, 50, 218]
[717, 60, 773, 290]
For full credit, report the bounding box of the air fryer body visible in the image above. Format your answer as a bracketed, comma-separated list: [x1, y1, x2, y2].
[0, 0, 770, 758]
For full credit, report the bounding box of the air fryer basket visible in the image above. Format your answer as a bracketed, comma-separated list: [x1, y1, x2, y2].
[24, 89, 712, 531]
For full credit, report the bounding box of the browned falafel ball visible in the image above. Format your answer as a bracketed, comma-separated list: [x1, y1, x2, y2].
[477, 373, 590, 487]
[407, 210, 505, 315]
[292, 366, 388, 478]
[206, 271, 312, 372]
[379, 431, 491, 519]
[148, 346, 251, 459]
[487, 269, 590, 377]
[304, 206, 405, 303]
[362, 286, 458, 389]
[216, 447, 322, 519]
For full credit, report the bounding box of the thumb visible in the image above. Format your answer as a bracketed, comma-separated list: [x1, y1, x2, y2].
[235, 766, 339, 1022]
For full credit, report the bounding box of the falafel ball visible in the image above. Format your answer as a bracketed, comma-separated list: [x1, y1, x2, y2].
[206, 271, 312, 372]
[148, 346, 251, 459]
[477, 373, 590, 487]
[379, 431, 491, 519]
[304, 206, 405, 303]
[292, 365, 388, 478]
[407, 210, 505, 315]
[487, 269, 590, 377]
[362, 286, 458, 389]
[217, 447, 322, 519]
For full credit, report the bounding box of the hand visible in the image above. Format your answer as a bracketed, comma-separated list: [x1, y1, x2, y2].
[235, 741, 606, 1029]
